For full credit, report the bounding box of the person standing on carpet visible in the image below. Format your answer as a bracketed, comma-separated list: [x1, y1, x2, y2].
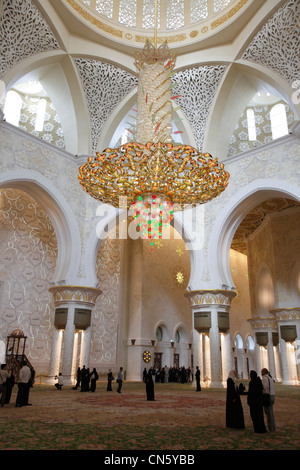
[195, 366, 201, 391]
[261, 368, 276, 432]
[4, 369, 15, 404]
[107, 369, 114, 391]
[247, 370, 267, 433]
[146, 368, 155, 401]
[90, 368, 98, 392]
[226, 370, 245, 429]
[80, 366, 90, 392]
[16, 361, 32, 407]
[117, 367, 123, 393]
[73, 367, 81, 389]
[0, 364, 11, 407]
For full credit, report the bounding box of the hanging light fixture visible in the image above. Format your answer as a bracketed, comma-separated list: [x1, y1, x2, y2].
[78, 1, 230, 248]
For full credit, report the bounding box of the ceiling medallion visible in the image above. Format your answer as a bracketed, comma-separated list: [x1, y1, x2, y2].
[78, 3, 229, 249]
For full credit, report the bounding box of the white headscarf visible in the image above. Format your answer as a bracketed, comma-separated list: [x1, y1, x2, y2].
[228, 370, 236, 381]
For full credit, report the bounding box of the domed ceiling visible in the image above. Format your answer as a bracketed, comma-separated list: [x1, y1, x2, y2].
[63, 0, 250, 50]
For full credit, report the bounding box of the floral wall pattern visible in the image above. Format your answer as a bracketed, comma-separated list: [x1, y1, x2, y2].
[90, 236, 121, 365]
[0, 188, 57, 370]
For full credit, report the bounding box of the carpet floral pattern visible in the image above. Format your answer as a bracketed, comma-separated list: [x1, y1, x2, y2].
[0, 382, 299, 451]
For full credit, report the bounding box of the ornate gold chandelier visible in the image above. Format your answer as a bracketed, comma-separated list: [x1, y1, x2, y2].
[78, 2, 229, 244]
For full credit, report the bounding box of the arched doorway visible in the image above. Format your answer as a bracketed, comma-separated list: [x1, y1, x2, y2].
[212, 183, 300, 383]
[86, 216, 193, 381]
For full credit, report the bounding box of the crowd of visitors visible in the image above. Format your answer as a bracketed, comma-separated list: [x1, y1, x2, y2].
[143, 365, 193, 384]
[226, 368, 276, 434]
[0, 360, 277, 435]
[0, 360, 34, 407]
[72, 365, 99, 392]
[71, 365, 123, 393]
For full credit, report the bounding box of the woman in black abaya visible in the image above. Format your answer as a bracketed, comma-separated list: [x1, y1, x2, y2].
[146, 368, 155, 401]
[247, 370, 267, 433]
[226, 370, 245, 429]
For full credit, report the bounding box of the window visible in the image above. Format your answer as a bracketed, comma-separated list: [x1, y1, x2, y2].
[270, 103, 288, 139]
[246, 108, 256, 141]
[234, 334, 243, 349]
[246, 336, 254, 350]
[3, 90, 22, 126]
[156, 326, 163, 341]
[35, 99, 47, 132]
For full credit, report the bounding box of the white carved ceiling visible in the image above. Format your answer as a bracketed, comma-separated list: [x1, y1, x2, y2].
[242, 0, 300, 86]
[0, 0, 299, 155]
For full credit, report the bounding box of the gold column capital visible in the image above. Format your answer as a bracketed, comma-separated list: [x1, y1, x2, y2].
[185, 289, 236, 308]
[49, 285, 102, 306]
[270, 307, 300, 321]
[247, 316, 277, 330]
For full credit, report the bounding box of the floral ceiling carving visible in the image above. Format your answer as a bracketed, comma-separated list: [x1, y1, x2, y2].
[0, 0, 59, 79]
[242, 0, 300, 85]
[172, 65, 226, 151]
[74, 58, 138, 152]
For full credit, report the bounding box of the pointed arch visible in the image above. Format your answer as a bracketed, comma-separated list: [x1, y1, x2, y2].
[208, 178, 300, 290]
[0, 169, 81, 284]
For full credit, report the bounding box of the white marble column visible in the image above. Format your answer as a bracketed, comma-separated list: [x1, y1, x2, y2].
[199, 333, 205, 385]
[267, 331, 276, 379]
[81, 326, 92, 368]
[254, 343, 261, 372]
[204, 334, 211, 385]
[71, 332, 79, 380]
[209, 307, 222, 387]
[221, 332, 232, 384]
[46, 328, 63, 384]
[48, 285, 102, 385]
[279, 338, 290, 384]
[62, 304, 76, 384]
[185, 289, 236, 388]
[271, 308, 300, 384]
[248, 317, 278, 378]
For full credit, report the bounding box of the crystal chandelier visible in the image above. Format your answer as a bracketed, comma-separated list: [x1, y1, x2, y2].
[78, 2, 230, 247]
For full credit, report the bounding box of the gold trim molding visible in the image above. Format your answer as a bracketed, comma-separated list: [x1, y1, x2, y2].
[270, 308, 300, 321]
[65, 0, 122, 38]
[211, 0, 249, 29]
[49, 285, 102, 305]
[185, 289, 236, 307]
[248, 317, 277, 329]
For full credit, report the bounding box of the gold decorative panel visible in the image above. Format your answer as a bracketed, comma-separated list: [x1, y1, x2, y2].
[49, 285, 101, 305]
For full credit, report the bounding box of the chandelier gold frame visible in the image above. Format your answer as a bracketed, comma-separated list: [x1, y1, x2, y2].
[78, 141, 229, 210]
